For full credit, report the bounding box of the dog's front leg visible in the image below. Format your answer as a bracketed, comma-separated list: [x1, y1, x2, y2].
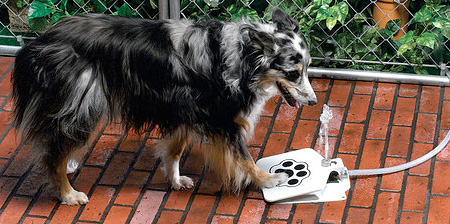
[234, 141, 289, 189]
[205, 136, 288, 192]
[155, 129, 194, 190]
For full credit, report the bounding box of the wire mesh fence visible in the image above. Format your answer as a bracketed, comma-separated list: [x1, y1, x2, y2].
[0, 0, 449, 75]
[0, 0, 159, 45]
[180, 0, 450, 75]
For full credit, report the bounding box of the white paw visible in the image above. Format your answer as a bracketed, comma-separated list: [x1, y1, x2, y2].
[61, 189, 89, 206]
[263, 173, 289, 188]
[171, 176, 194, 190]
[66, 159, 80, 174]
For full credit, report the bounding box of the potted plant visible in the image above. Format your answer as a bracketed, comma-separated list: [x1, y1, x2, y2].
[7, 0, 31, 32]
[373, 0, 410, 40]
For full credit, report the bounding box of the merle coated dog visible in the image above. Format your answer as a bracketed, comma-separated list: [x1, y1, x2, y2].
[12, 8, 317, 205]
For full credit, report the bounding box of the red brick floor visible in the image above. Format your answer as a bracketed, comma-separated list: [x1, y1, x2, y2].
[0, 56, 450, 223]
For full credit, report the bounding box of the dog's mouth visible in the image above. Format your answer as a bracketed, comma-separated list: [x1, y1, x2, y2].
[276, 81, 301, 108]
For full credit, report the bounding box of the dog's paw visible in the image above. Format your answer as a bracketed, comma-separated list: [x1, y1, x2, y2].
[66, 159, 80, 174]
[262, 173, 289, 188]
[171, 176, 194, 190]
[61, 189, 89, 206]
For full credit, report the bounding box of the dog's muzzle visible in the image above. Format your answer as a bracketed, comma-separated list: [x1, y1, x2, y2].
[276, 81, 301, 108]
[276, 81, 317, 108]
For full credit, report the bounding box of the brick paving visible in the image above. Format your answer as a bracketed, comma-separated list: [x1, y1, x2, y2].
[0, 56, 449, 223]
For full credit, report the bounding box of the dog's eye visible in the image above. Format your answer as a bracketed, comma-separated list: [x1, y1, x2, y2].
[281, 39, 290, 45]
[284, 70, 299, 81]
[300, 41, 307, 49]
[289, 53, 302, 63]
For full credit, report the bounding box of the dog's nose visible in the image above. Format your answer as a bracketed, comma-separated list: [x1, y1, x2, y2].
[308, 100, 317, 106]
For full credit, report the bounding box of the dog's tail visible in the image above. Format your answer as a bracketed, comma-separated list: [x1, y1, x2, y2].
[12, 44, 107, 144]
[12, 45, 43, 142]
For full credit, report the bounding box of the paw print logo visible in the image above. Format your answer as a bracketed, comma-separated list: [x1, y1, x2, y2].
[269, 159, 310, 187]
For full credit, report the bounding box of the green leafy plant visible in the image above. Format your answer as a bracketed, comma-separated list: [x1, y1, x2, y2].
[314, 0, 348, 30]
[280, 0, 449, 74]
[27, 0, 158, 31]
[394, 2, 450, 73]
[20, 0, 450, 74]
[16, 0, 31, 9]
[181, 0, 261, 21]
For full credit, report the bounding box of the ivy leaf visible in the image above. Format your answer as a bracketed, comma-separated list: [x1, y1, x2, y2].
[329, 5, 339, 18]
[50, 12, 62, 25]
[379, 19, 401, 39]
[118, 3, 134, 17]
[29, 17, 47, 31]
[336, 2, 348, 24]
[395, 30, 414, 48]
[230, 6, 259, 21]
[397, 42, 415, 55]
[385, 19, 401, 33]
[240, 0, 252, 5]
[313, 0, 332, 7]
[413, 66, 429, 75]
[432, 17, 450, 39]
[416, 32, 436, 49]
[353, 42, 366, 54]
[414, 8, 432, 23]
[205, 0, 219, 7]
[441, 27, 450, 39]
[16, 0, 25, 8]
[326, 16, 337, 30]
[315, 5, 329, 21]
[361, 26, 378, 44]
[60, 0, 68, 11]
[91, 0, 106, 13]
[28, 1, 52, 19]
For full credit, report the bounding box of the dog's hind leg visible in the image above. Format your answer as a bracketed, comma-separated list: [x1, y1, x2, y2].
[37, 132, 92, 206]
[52, 151, 89, 205]
[155, 127, 193, 190]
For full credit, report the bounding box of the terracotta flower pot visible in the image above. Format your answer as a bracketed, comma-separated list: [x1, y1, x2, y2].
[373, 0, 410, 40]
[7, 1, 31, 33]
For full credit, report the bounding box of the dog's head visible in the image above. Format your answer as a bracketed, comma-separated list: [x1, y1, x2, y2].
[248, 8, 317, 108]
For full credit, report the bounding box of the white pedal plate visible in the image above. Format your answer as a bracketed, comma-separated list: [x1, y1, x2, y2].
[256, 148, 350, 204]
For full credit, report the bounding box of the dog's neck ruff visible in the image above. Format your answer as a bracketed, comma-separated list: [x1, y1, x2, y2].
[166, 19, 275, 95]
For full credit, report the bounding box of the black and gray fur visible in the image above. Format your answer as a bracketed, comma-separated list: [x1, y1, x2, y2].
[12, 8, 317, 205]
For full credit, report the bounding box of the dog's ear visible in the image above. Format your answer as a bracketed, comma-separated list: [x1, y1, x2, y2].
[272, 7, 299, 33]
[248, 29, 275, 55]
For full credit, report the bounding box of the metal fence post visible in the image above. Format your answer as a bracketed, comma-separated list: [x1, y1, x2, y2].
[158, 0, 169, 20]
[169, 0, 180, 20]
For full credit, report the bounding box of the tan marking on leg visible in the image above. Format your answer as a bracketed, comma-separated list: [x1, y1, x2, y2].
[166, 127, 189, 161]
[157, 127, 193, 190]
[237, 159, 271, 186]
[237, 158, 288, 188]
[57, 156, 72, 197]
[235, 117, 250, 134]
[201, 138, 234, 190]
[202, 137, 288, 192]
[48, 149, 90, 206]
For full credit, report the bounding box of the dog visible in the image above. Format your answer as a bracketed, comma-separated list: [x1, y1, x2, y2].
[12, 8, 317, 205]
